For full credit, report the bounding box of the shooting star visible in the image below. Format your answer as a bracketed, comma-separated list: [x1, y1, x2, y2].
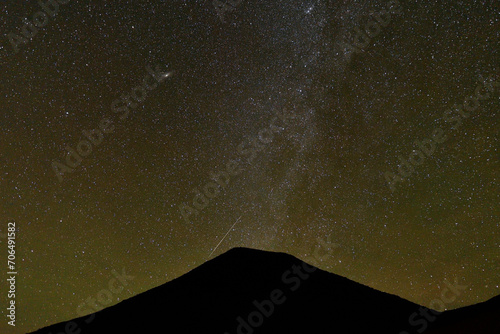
[209, 216, 242, 258]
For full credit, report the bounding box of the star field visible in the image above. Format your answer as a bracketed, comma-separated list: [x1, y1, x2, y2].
[0, 0, 498, 332]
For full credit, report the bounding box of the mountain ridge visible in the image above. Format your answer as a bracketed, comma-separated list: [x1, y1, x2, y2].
[29, 247, 499, 334]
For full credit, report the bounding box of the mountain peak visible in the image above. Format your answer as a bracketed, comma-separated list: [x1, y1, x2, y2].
[30, 248, 500, 334]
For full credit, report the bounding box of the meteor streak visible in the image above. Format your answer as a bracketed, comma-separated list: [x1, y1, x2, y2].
[209, 216, 242, 258]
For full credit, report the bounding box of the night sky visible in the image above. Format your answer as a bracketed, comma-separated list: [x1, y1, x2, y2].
[0, 0, 498, 333]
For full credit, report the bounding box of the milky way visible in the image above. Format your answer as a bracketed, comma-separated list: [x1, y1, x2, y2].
[0, 0, 498, 332]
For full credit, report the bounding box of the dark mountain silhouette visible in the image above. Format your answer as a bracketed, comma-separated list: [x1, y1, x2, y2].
[29, 248, 499, 334]
[424, 294, 500, 334]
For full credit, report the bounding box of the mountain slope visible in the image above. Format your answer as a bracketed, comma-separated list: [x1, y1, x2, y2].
[29, 248, 499, 333]
[425, 294, 500, 334]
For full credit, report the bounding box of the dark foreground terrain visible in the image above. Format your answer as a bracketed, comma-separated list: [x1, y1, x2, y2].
[30, 248, 500, 334]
